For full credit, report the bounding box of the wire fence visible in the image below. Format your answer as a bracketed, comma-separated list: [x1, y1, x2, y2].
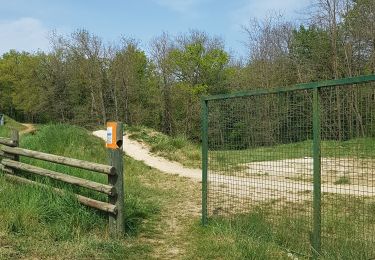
[201, 75, 375, 258]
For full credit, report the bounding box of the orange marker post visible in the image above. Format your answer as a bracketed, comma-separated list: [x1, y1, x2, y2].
[106, 122, 118, 149]
[106, 121, 124, 237]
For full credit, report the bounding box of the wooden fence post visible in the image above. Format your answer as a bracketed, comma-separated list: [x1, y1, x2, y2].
[107, 122, 124, 237]
[1, 129, 19, 174]
[11, 129, 19, 161]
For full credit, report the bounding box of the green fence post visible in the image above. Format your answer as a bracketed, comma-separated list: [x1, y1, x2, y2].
[312, 87, 322, 258]
[107, 122, 125, 237]
[201, 98, 209, 225]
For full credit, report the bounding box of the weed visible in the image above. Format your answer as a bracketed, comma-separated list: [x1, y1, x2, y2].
[334, 176, 351, 185]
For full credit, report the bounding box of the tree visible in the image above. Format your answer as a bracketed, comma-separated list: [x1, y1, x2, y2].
[69, 29, 108, 125]
[242, 13, 296, 88]
[110, 39, 156, 126]
[344, 0, 375, 74]
[290, 25, 333, 82]
[0, 51, 46, 122]
[150, 32, 175, 135]
[169, 30, 230, 138]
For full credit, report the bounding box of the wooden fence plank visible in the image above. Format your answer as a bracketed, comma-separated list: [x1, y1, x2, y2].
[2, 159, 116, 196]
[1, 146, 115, 175]
[0, 150, 17, 160]
[3, 173, 117, 214]
[0, 137, 16, 147]
[0, 164, 13, 174]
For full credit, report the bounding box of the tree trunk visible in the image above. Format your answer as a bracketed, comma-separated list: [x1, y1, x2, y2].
[162, 75, 173, 135]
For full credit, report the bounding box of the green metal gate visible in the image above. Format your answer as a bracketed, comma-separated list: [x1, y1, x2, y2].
[201, 75, 375, 258]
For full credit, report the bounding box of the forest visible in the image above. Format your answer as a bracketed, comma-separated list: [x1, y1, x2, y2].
[0, 0, 374, 141]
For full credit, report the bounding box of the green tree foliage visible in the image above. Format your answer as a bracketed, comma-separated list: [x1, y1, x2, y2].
[290, 26, 333, 81]
[169, 31, 230, 139]
[0, 51, 46, 121]
[0, 0, 374, 141]
[344, 0, 375, 74]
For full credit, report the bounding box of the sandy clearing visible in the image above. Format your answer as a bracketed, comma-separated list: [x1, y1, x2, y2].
[93, 130, 374, 200]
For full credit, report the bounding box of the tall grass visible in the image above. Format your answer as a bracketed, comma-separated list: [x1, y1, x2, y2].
[188, 212, 293, 259]
[0, 115, 26, 137]
[188, 196, 375, 259]
[0, 124, 160, 258]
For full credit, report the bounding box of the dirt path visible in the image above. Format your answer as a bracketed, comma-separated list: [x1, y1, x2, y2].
[139, 173, 201, 259]
[93, 130, 201, 180]
[93, 130, 374, 203]
[20, 124, 36, 135]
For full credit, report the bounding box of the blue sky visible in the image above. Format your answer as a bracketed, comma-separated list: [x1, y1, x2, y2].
[0, 0, 311, 57]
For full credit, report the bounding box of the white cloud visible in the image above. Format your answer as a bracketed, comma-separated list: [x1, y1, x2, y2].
[0, 17, 50, 55]
[231, 0, 311, 29]
[152, 0, 201, 13]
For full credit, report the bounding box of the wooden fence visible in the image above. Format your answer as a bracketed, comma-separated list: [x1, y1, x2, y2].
[0, 126, 124, 237]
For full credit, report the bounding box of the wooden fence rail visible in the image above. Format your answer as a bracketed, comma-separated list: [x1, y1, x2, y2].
[4, 173, 117, 214]
[0, 137, 17, 147]
[0, 125, 124, 237]
[1, 159, 116, 195]
[1, 146, 116, 175]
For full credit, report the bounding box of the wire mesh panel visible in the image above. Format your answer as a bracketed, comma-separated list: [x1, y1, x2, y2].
[319, 83, 375, 258]
[206, 90, 314, 256]
[202, 75, 375, 258]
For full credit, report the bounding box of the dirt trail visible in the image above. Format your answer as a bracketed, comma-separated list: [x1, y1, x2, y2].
[93, 130, 374, 201]
[93, 130, 201, 180]
[93, 130, 201, 259]
[20, 124, 36, 135]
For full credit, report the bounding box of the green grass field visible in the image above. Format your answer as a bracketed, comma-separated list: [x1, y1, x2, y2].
[1, 121, 374, 259]
[189, 195, 375, 260]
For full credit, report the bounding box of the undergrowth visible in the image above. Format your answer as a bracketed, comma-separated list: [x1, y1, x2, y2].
[127, 125, 201, 168]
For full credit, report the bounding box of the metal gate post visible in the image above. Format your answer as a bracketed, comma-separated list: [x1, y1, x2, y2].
[312, 87, 322, 258]
[201, 98, 209, 226]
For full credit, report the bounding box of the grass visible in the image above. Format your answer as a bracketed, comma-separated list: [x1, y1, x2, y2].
[321, 195, 375, 259]
[187, 212, 299, 259]
[0, 123, 163, 259]
[188, 195, 375, 260]
[1, 121, 374, 259]
[125, 127, 375, 259]
[0, 115, 26, 137]
[334, 176, 351, 185]
[126, 125, 201, 168]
